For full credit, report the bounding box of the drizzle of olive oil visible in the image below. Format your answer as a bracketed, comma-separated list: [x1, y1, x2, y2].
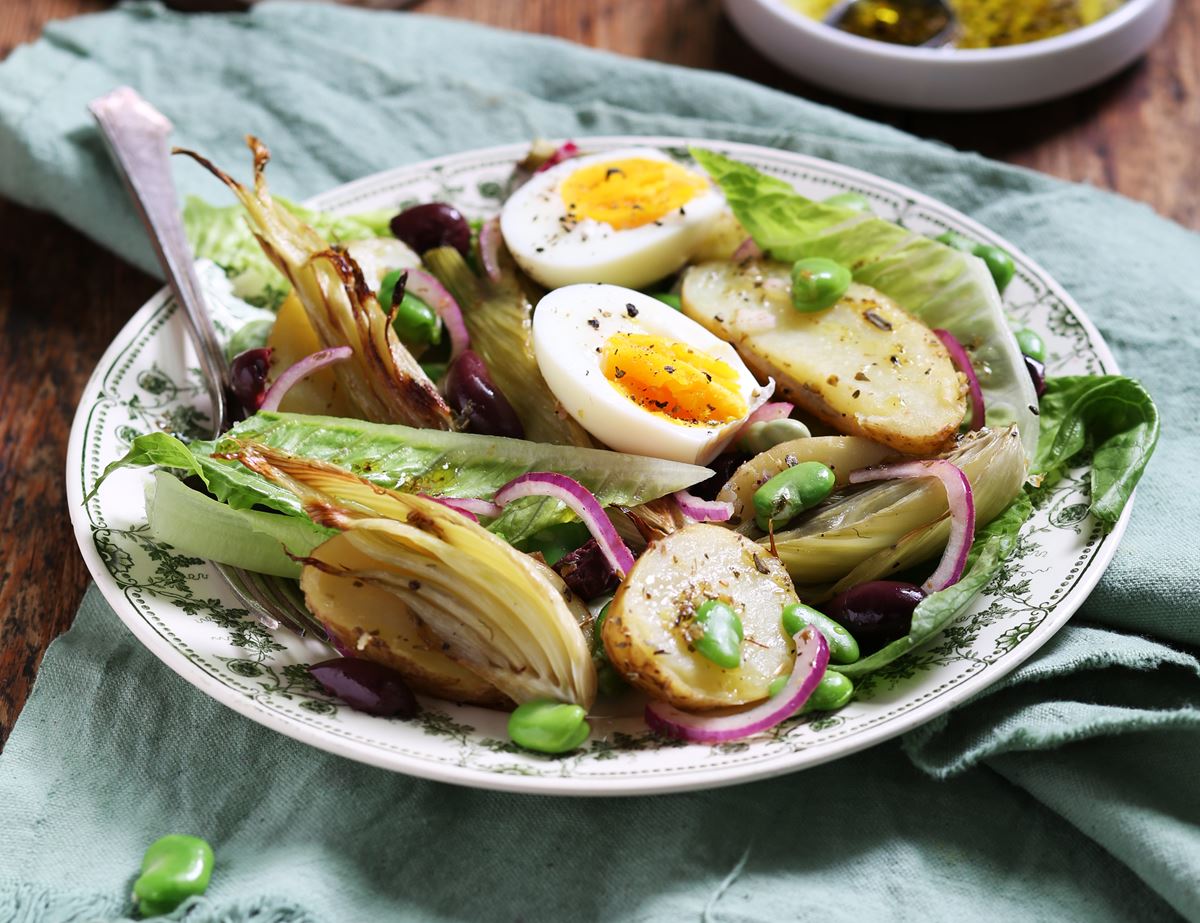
[789, 0, 1124, 48]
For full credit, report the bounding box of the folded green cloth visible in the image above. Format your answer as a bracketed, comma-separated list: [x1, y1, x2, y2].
[1, 3, 1197, 921]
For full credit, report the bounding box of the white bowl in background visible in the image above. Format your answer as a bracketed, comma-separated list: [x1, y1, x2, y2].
[725, 0, 1174, 111]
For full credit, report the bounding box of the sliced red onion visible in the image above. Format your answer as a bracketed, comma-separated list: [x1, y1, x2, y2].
[405, 269, 470, 360]
[934, 328, 985, 430]
[645, 626, 829, 743]
[732, 237, 764, 262]
[259, 346, 352, 413]
[494, 472, 635, 577]
[479, 217, 502, 283]
[849, 459, 976, 592]
[674, 489, 733, 523]
[744, 401, 793, 428]
[535, 140, 579, 173]
[437, 496, 503, 520]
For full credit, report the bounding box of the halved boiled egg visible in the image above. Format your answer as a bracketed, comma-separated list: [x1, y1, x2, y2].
[532, 284, 773, 465]
[501, 148, 726, 290]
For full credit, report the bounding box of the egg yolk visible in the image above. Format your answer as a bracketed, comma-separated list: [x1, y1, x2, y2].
[601, 332, 748, 426]
[560, 158, 709, 231]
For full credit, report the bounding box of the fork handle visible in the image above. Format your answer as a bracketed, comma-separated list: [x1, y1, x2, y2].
[89, 87, 231, 436]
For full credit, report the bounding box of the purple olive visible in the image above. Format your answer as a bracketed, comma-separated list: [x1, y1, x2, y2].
[230, 347, 272, 416]
[825, 581, 925, 655]
[689, 452, 746, 501]
[390, 202, 471, 257]
[446, 350, 525, 439]
[309, 657, 418, 718]
[1024, 355, 1047, 399]
[553, 539, 619, 601]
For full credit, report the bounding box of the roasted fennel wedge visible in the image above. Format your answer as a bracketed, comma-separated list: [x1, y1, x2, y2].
[424, 245, 592, 446]
[602, 524, 798, 709]
[177, 137, 452, 429]
[232, 444, 596, 708]
[301, 534, 509, 707]
[768, 426, 1027, 593]
[682, 261, 966, 455]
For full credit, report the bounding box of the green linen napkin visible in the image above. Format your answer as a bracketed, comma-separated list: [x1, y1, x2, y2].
[0, 3, 1197, 920]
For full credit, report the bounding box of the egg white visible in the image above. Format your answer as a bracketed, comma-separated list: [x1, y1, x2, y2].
[500, 147, 726, 290]
[533, 284, 772, 465]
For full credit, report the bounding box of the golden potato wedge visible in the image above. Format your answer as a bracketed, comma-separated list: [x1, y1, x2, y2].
[300, 533, 509, 707]
[716, 435, 896, 525]
[265, 292, 356, 417]
[602, 524, 797, 710]
[681, 260, 966, 455]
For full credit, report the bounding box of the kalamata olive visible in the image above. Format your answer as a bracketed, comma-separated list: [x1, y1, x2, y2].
[1024, 355, 1047, 399]
[553, 539, 619, 601]
[309, 657, 418, 718]
[445, 350, 525, 439]
[229, 346, 272, 416]
[389, 202, 471, 257]
[824, 581, 925, 655]
[689, 452, 746, 501]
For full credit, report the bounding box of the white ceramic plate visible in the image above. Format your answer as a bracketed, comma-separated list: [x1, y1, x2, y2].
[67, 137, 1127, 796]
[725, 0, 1173, 111]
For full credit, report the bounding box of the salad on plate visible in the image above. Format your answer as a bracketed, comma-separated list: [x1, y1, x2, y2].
[92, 138, 1159, 754]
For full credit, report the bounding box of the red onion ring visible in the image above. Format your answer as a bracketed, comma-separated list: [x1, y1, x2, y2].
[535, 140, 579, 173]
[934, 328, 985, 430]
[732, 237, 764, 262]
[645, 625, 829, 743]
[422, 495, 479, 522]
[494, 472, 635, 577]
[744, 401, 793, 428]
[673, 490, 733, 523]
[437, 496, 503, 520]
[478, 217, 502, 284]
[849, 459, 976, 592]
[259, 346, 352, 413]
[405, 269, 470, 360]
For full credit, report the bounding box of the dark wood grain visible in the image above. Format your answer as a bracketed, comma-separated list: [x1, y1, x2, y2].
[0, 0, 1196, 745]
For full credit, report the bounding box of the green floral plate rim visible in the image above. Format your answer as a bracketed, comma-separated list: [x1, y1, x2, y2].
[66, 137, 1128, 796]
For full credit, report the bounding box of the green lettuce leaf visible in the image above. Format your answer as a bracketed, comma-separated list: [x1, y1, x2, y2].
[692, 148, 1040, 462]
[90, 413, 712, 544]
[145, 471, 330, 579]
[1034, 375, 1160, 524]
[835, 492, 1034, 678]
[183, 196, 393, 308]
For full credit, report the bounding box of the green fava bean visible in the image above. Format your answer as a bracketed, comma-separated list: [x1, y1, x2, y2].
[133, 834, 214, 917]
[737, 418, 812, 455]
[693, 599, 744, 670]
[1015, 328, 1046, 362]
[973, 244, 1015, 294]
[790, 258, 851, 313]
[379, 269, 443, 346]
[781, 602, 860, 665]
[508, 701, 590, 754]
[527, 522, 591, 568]
[652, 292, 682, 310]
[935, 230, 976, 253]
[754, 462, 836, 531]
[802, 671, 855, 713]
[824, 191, 872, 213]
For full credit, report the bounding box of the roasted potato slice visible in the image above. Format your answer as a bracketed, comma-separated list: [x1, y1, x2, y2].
[602, 524, 798, 710]
[301, 534, 508, 707]
[716, 435, 896, 525]
[681, 260, 966, 455]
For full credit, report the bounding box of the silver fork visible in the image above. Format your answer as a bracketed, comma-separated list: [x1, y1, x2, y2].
[89, 86, 327, 641]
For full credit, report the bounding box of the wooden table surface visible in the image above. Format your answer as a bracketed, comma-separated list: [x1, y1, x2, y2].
[1, 0, 1196, 745]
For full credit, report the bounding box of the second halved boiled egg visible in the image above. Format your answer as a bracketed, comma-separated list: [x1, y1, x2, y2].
[501, 148, 726, 290]
[532, 284, 773, 464]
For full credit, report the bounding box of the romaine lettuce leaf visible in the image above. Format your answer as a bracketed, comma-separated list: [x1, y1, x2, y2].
[183, 195, 393, 308]
[90, 413, 712, 544]
[692, 148, 1040, 462]
[1034, 375, 1159, 524]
